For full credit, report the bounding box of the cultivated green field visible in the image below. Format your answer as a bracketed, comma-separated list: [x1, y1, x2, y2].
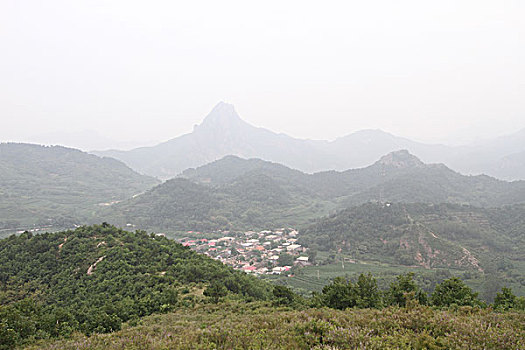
[265, 255, 525, 298]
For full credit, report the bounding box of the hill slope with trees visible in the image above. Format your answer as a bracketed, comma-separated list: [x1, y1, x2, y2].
[300, 202, 525, 274]
[2, 226, 523, 349]
[0, 224, 273, 347]
[105, 151, 525, 232]
[0, 143, 159, 232]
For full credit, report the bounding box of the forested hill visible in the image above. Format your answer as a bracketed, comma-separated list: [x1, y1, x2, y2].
[180, 155, 308, 185]
[0, 143, 159, 231]
[300, 202, 525, 270]
[107, 150, 525, 232]
[182, 151, 525, 207]
[102, 176, 331, 231]
[0, 224, 273, 347]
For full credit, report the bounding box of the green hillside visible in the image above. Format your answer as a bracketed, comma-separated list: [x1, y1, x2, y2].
[102, 176, 333, 231]
[2, 225, 524, 349]
[107, 151, 525, 233]
[182, 151, 525, 207]
[0, 143, 159, 232]
[301, 203, 523, 266]
[0, 224, 273, 347]
[3, 146, 525, 234]
[296, 202, 525, 298]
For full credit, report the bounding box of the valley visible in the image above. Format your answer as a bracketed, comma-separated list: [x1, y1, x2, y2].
[4, 2, 525, 347]
[175, 227, 308, 275]
[2, 119, 525, 349]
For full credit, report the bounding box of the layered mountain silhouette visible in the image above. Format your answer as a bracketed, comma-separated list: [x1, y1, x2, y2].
[102, 151, 525, 231]
[94, 102, 338, 179]
[93, 102, 525, 180]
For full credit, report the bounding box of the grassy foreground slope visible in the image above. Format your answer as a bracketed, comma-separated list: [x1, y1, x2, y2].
[28, 302, 524, 350]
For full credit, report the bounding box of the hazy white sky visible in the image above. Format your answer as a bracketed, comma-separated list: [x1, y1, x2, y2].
[1, 0, 524, 149]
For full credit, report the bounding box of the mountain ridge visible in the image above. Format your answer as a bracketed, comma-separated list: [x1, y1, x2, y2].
[0, 143, 159, 231]
[103, 151, 525, 232]
[92, 102, 525, 180]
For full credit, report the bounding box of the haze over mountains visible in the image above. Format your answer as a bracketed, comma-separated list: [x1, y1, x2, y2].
[26, 130, 158, 152]
[5, 140, 525, 234]
[3, 2, 525, 347]
[94, 102, 525, 181]
[100, 150, 525, 232]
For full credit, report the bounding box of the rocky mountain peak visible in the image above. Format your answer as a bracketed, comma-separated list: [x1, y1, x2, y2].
[375, 149, 424, 168]
[197, 102, 244, 131]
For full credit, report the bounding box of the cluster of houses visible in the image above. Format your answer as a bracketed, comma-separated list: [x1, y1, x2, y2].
[177, 228, 311, 275]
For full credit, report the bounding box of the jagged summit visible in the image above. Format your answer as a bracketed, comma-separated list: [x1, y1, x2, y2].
[93, 102, 525, 180]
[375, 149, 424, 168]
[197, 101, 244, 131]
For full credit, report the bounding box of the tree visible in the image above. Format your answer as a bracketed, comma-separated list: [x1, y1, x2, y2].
[204, 281, 228, 303]
[385, 273, 427, 307]
[355, 273, 382, 308]
[272, 285, 295, 306]
[493, 287, 517, 310]
[321, 274, 384, 309]
[431, 277, 481, 307]
[516, 296, 525, 311]
[0, 320, 19, 350]
[307, 249, 318, 264]
[230, 247, 239, 256]
[321, 277, 356, 310]
[482, 273, 502, 303]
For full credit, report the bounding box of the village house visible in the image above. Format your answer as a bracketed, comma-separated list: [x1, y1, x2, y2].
[178, 227, 308, 275]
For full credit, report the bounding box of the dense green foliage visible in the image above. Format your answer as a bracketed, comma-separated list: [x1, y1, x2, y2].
[301, 202, 524, 270]
[103, 152, 525, 233]
[0, 143, 158, 232]
[315, 273, 522, 311]
[317, 273, 382, 309]
[430, 277, 483, 307]
[0, 225, 273, 347]
[494, 287, 525, 311]
[384, 272, 428, 306]
[28, 301, 525, 350]
[102, 177, 332, 231]
[1, 224, 523, 349]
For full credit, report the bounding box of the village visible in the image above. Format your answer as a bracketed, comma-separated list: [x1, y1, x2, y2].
[176, 228, 311, 275]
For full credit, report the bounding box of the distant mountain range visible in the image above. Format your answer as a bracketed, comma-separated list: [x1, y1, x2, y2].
[26, 130, 155, 152]
[0, 143, 159, 231]
[3, 142, 525, 295]
[3, 141, 525, 233]
[93, 102, 525, 180]
[101, 150, 525, 231]
[182, 150, 525, 208]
